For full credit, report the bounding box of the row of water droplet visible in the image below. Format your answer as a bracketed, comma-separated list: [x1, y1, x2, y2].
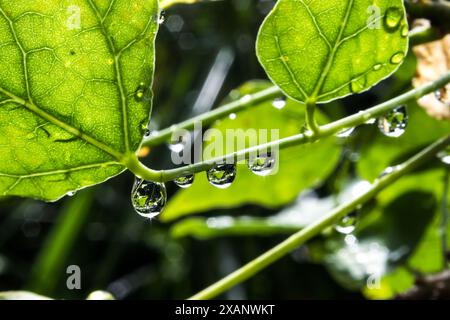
[131, 153, 276, 219]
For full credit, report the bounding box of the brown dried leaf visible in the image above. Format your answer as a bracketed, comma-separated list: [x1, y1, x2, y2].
[413, 32, 450, 120]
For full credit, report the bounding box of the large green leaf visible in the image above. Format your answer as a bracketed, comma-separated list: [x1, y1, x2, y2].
[256, 0, 408, 103]
[161, 81, 341, 222]
[0, 0, 159, 201]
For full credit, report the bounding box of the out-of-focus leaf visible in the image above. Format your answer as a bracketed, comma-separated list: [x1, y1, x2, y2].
[170, 180, 373, 239]
[28, 189, 94, 295]
[161, 81, 341, 221]
[256, 0, 408, 103]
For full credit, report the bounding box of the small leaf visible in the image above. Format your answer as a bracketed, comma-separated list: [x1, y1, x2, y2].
[256, 0, 408, 103]
[0, 0, 159, 201]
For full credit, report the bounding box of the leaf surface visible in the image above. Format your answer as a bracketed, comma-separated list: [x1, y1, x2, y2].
[0, 0, 159, 200]
[256, 0, 408, 103]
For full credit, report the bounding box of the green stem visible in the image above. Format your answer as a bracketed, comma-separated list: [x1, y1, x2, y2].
[305, 99, 321, 136]
[129, 72, 450, 182]
[189, 134, 450, 300]
[143, 86, 282, 147]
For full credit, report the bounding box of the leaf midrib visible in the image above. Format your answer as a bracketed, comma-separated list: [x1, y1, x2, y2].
[310, 0, 355, 100]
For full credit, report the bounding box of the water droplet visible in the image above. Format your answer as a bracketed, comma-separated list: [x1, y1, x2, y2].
[390, 52, 405, 65]
[229, 113, 237, 120]
[168, 141, 185, 153]
[373, 64, 382, 71]
[131, 178, 167, 219]
[378, 165, 401, 179]
[435, 88, 450, 106]
[272, 97, 287, 109]
[174, 174, 195, 188]
[335, 212, 358, 234]
[350, 77, 366, 93]
[134, 83, 146, 101]
[247, 153, 276, 176]
[158, 10, 166, 24]
[377, 106, 408, 138]
[437, 149, 450, 165]
[401, 24, 409, 37]
[385, 7, 403, 30]
[66, 191, 76, 197]
[144, 129, 151, 137]
[336, 127, 355, 138]
[207, 164, 236, 189]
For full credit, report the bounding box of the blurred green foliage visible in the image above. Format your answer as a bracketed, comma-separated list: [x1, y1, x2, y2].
[0, 0, 449, 300]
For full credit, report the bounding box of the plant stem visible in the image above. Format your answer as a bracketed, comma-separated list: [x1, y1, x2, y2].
[130, 72, 450, 182]
[143, 86, 282, 147]
[189, 134, 450, 300]
[305, 99, 321, 135]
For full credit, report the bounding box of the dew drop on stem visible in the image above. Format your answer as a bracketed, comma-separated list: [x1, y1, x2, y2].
[435, 88, 450, 106]
[336, 127, 355, 138]
[377, 106, 408, 138]
[247, 153, 276, 176]
[437, 148, 450, 165]
[207, 164, 237, 189]
[335, 212, 358, 235]
[131, 177, 167, 219]
[272, 97, 286, 109]
[174, 174, 195, 188]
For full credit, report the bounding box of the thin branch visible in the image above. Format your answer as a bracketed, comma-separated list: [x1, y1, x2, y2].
[189, 135, 450, 300]
[130, 72, 450, 182]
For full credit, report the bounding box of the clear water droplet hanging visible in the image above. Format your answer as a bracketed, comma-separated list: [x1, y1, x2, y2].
[131, 178, 167, 218]
[207, 164, 237, 189]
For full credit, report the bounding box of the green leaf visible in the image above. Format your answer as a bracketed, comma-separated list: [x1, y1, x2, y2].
[161, 81, 341, 222]
[256, 0, 408, 103]
[0, 0, 159, 201]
